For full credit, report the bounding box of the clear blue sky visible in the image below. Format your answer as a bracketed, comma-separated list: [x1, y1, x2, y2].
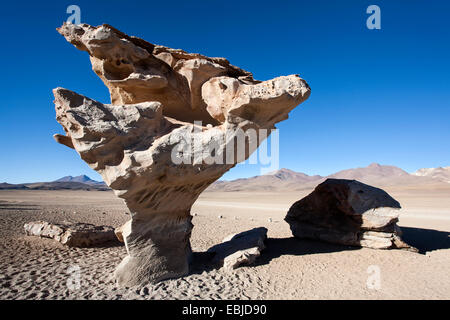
[1, 0, 449, 183]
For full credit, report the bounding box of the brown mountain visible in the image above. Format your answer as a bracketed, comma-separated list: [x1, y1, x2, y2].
[327, 163, 439, 186]
[207, 168, 324, 192]
[207, 163, 446, 192]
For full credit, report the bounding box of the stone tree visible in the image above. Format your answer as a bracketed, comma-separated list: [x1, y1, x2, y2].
[53, 23, 310, 286]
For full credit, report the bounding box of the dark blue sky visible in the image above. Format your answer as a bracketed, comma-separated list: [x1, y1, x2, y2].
[1, 0, 449, 183]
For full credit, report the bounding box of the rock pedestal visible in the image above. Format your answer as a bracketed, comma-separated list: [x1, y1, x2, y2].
[285, 179, 416, 251]
[52, 23, 310, 286]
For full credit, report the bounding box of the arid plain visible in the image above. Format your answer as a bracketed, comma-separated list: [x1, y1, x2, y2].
[0, 180, 449, 299]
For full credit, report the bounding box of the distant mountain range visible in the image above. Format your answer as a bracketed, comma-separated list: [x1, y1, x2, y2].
[412, 166, 450, 183]
[0, 175, 108, 191]
[54, 175, 105, 185]
[207, 163, 450, 192]
[1, 164, 449, 191]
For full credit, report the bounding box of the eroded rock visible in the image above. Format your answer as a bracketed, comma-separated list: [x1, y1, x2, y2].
[284, 179, 416, 251]
[114, 221, 129, 243]
[53, 23, 310, 286]
[207, 227, 267, 271]
[24, 221, 116, 247]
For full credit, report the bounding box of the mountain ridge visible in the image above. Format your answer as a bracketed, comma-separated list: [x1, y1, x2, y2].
[1, 165, 448, 191]
[207, 163, 449, 192]
[0, 175, 108, 191]
[54, 175, 105, 185]
[412, 166, 450, 183]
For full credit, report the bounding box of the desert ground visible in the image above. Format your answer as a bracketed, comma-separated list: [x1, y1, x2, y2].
[0, 185, 449, 300]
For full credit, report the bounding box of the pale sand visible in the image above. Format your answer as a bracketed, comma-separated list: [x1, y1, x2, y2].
[0, 186, 449, 300]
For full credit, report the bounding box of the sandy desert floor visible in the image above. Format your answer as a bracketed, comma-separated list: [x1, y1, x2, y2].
[0, 186, 449, 300]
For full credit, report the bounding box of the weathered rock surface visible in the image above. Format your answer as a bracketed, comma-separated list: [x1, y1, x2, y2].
[114, 221, 129, 243]
[24, 221, 116, 247]
[53, 23, 310, 286]
[207, 227, 267, 271]
[285, 179, 416, 251]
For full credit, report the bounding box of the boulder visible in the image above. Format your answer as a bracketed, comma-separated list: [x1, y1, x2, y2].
[284, 179, 416, 251]
[207, 227, 267, 271]
[53, 23, 310, 286]
[24, 221, 116, 247]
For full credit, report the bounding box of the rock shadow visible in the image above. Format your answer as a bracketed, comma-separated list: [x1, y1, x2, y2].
[82, 239, 124, 248]
[400, 227, 450, 254]
[188, 225, 450, 274]
[190, 251, 219, 274]
[190, 227, 267, 274]
[254, 226, 450, 266]
[254, 237, 359, 267]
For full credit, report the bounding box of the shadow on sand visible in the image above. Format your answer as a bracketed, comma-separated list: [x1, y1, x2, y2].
[254, 237, 359, 267]
[190, 237, 358, 274]
[256, 226, 450, 266]
[190, 226, 450, 273]
[400, 227, 450, 254]
[190, 251, 219, 274]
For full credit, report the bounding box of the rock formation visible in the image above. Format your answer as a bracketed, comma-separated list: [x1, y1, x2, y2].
[285, 179, 416, 251]
[207, 227, 267, 271]
[24, 221, 116, 247]
[52, 23, 310, 286]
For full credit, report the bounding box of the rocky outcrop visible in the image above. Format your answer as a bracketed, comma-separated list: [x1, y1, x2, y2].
[285, 179, 416, 251]
[53, 23, 310, 286]
[24, 221, 116, 247]
[207, 227, 267, 271]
